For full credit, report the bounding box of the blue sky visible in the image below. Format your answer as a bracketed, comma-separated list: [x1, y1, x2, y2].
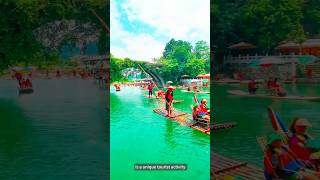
[111, 0, 210, 62]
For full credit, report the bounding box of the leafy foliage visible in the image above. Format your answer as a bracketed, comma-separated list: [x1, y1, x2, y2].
[111, 39, 209, 83]
[0, 0, 109, 71]
[212, 0, 320, 68]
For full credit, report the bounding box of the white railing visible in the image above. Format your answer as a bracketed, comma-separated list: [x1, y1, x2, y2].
[72, 55, 109, 62]
[223, 54, 306, 64]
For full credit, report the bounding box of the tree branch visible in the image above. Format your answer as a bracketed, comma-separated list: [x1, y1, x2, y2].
[90, 9, 110, 34]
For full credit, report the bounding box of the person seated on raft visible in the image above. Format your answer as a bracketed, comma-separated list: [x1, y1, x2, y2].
[156, 90, 165, 99]
[114, 83, 120, 91]
[264, 132, 320, 180]
[289, 118, 320, 166]
[20, 78, 26, 88]
[270, 78, 287, 97]
[25, 78, 32, 88]
[191, 103, 210, 127]
[193, 86, 200, 92]
[248, 79, 258, 94]
[197, 99, 210, 121]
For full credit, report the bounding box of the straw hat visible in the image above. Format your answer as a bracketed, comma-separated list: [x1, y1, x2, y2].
[295, 118, 312, 127]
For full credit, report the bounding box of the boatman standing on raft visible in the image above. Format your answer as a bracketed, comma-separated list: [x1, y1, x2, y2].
[165, 86, 175, 118]
[248, 79, 258, 94]
[148, 82, 154, 98]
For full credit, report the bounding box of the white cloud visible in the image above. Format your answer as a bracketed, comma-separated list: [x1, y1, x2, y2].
[122, 0, 210, 43]
[110, 0, 210, 62]
[111, 33, 164, 61]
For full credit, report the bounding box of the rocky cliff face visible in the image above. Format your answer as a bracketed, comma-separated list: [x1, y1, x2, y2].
[34, 20, 100, 55]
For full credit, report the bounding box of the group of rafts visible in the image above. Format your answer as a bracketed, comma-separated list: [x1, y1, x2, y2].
[114, 81, 239, 134]
[227, 78, 320, 101]
[12, 70, 34, 94]
[148, 82, 211, 134]
[215, 78, 320, 179]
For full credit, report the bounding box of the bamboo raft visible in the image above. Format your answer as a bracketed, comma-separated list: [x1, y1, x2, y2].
[228, 90, 320, 101]
[18, 87, 34, 94]
[144, 95, 184, 103]
[212, 122, 237, 131]
[153, 108, 210, 134]
[211, 153, 264, 180]
[153, 108, 188, 119]
[181, 90, 210, 94]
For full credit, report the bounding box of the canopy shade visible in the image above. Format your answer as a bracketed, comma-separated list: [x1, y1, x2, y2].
[259, 57, 285, 65]
[228, 42, 256, 50]
[181, 75, 190, 78]
[197, 74, 210, 79]
[276, 39, 320, 49]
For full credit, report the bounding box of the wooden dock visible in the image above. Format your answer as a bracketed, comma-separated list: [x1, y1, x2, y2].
[211, 153, 264, 180]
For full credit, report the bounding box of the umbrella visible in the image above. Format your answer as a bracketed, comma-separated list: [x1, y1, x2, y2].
[181, 75, 190, 78]
[259, 57, 285, 65]
[203, 74, 210, 79]
[248, 59, 261, 67]
[297, 55, 318, 65]
[228, 42, 256, 50]
[197, 74, 209, 78]
[202, 79, 209, 83]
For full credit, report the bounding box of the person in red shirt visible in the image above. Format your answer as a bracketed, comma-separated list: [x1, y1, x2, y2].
[193, 86, 199, 92]
[156, 90, 165, 99]
[15, 71, 23, 84]
[267, 77, 273, 89]
[56, 70, 61, 77]
[147, 83, 153, 98]
[264, 132, 319, 180]
[307, 68, 313, 79]
[25, 78, 32, 88]
[289, 118, 314, 161]
[248, 79, 258, 94]
[199, 99, 208, 114]
[165, 86, 174, 117]
[114, 83, 120, 91]
[199, 99, 210, 120]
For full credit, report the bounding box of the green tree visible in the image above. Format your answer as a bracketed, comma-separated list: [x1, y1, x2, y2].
[185, 58, 206, 77]
[242, 0, 304, 53]
[163, 39, 192, 64]
[194, 40, 210, 72]
[0, 0, 109, 71]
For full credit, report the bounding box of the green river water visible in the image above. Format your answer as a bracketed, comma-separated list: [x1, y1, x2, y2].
[213, 83, 320, 168]
[110, 86, 210, 180]
[0, 78, 108, 179]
